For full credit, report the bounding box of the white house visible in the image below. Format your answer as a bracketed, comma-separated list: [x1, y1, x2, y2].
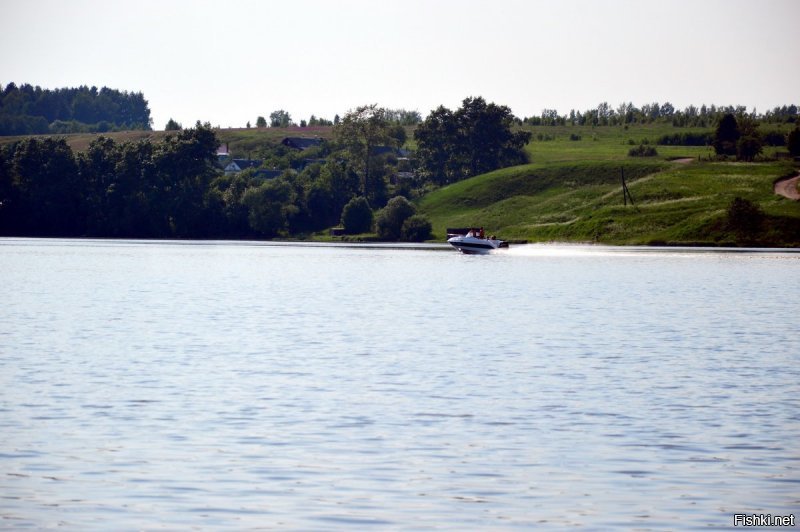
[223, 159, 262, 174]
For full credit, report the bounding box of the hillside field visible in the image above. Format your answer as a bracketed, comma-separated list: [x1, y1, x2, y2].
[420, 124, 800, 246]
[0, 125, 335, 154]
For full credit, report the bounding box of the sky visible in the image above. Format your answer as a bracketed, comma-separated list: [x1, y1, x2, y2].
[1, 0, 798, 130]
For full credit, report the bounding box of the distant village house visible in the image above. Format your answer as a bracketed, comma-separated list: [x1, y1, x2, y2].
[223, 158, 263, 174]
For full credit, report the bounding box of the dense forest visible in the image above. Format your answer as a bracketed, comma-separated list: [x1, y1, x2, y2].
[0, 124, 422, 240]
[0, 83, 152, 135]
[0, 125, 216, 237]
[0, 98, 535, 240]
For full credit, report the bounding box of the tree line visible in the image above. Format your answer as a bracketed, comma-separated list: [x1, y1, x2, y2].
[6, 94, 793, 240]
[651, 112, 800, 160]
[165, 108, 424, 131]
[415, 97, 531, 185]
[243, 108, 422, 130]
[0, 124, 216, 237]
[711, 112, 800, 161]
[0, 97, 531, 240]
[0, 123, 426, 240]
[627, 111, 800, 160]
[523, 102, 798, 128]
[0, 83, 152, 136]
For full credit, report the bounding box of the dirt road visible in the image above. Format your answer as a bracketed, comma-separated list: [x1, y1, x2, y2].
[773, 172, 800, 201]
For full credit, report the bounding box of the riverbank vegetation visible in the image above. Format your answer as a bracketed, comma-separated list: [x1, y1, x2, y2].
[1, 94, 799, 245]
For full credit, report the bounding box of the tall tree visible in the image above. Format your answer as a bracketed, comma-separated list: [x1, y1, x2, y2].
[242, 179, 296, 237]
[318, 159, 361, 220]
[78, 136, 120, 235]
[414, 96, 531, 184]
[714, 113, 740, 156]
[112, 139, 158, 236]
[269, 110, 292, 128]
[7, 138, 84, 235]
[165, 118, 182, 131]
[151, 123, 221, 236]
[456, 96, 531, 177]
[334, 104, 394, 203]
[0, 145, 16, 233]
[787, 127, 800, 156]
[413, 105, 459, 185]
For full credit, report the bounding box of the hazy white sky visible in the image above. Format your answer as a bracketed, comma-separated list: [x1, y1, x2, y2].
[1, 0, 798, 130]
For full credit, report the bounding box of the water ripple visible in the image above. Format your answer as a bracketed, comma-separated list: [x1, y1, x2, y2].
[1, 239, 798, 529]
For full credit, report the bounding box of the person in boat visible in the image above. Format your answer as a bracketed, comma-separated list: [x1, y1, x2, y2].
[479, 227, 485, 239]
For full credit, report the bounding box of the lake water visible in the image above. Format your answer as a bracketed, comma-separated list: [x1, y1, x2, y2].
[1, 238, 798, 529]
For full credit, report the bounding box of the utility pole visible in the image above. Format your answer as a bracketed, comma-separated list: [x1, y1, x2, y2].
[621, 167, 637, 209]
[621, 167, 627, 206]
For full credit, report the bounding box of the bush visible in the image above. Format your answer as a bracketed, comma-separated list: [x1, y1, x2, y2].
[569, 133, 582, 141]
[400, 214, 432, 242]
[726, 197, 764, 235]
[787, 127, 800, 156]
[736, 135, 763, 162]
[375, 196, 415, 240]
[628, 144, 658, 157]
[340, 196, 373, 234]
[762, 130, 786, 146]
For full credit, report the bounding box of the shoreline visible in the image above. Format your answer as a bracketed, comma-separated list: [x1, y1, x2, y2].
[2, 236, 799, 253]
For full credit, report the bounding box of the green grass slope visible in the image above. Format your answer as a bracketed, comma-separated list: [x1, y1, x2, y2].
[519, 123, 794, 163]
[419, 158, 800, 246]
[418, 123, 800, 247]
[0, 126, 334, 154]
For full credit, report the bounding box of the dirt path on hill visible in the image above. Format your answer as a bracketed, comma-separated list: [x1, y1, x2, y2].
[774, 172, 800, 201]
[671, 157, 695, 164]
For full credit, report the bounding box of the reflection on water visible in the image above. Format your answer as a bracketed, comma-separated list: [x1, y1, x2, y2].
[1, 239, 798, 529]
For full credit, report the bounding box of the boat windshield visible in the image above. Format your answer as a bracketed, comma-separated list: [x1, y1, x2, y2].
[464, 228, 486, 239]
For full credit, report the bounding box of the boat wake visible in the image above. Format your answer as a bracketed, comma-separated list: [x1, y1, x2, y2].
[498, 243, 798, 258]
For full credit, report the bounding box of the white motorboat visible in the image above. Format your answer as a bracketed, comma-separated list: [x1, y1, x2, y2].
[447, 229, 508, 254]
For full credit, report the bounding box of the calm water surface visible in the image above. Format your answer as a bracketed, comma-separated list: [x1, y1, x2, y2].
[1, 239, 798, 529]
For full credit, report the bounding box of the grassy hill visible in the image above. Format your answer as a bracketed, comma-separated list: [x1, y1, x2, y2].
[0, 126, 334, 154]
[420, 125, 800, 246]
[214, 126, 333, 156]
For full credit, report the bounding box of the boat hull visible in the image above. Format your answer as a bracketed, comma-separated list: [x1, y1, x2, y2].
[447, 235, 507, 254]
